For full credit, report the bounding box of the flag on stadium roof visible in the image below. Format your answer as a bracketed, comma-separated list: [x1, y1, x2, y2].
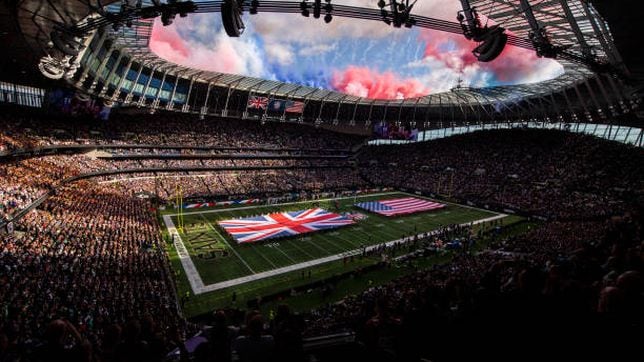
[218, 208, 355, 243]
[355, 197, 445, 217]
[247, 96, 268, 110]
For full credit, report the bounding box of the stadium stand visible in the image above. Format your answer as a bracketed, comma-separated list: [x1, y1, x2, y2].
[1, 109, 641, 361]
[1, 0, 643, 360]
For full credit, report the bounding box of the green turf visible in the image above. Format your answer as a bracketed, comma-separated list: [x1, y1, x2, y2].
[170, 192, 496, 285]
[163, 192, 508, 317]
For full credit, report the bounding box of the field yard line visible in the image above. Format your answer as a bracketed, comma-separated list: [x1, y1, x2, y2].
[187, 213, 507, 295]
[167, 192, 399, 217]
[245, 242, 280, 269]
[199, 214, 256, 274]
[162, 215, 205, 292]
[288, 241, 317, 259]
[269, 245, 298, 264]
[303, 238, 335, 255]
[323, 229, 365, 249]
[318, 233, 353, 252]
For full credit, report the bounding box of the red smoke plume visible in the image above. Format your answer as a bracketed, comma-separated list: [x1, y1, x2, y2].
[331, 66, 430, 100]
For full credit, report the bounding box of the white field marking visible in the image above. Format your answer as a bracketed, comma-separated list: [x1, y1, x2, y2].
[198, 214, 256, 274]
[303, 237, 334, 255]
[166, 192, 400, 217]
[265, 242, 298, 264]
[394, 220, 406, 224]
[163, 215, 206, 292]
[167, 212, 507, 295]
[375, 224, 385, 227]
[288, 240, 317, 259]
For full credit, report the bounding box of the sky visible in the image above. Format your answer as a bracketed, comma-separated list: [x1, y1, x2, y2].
[148, 0, 564, 100]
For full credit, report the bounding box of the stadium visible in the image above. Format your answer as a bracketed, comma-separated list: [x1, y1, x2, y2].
[0, 0, 642, 361]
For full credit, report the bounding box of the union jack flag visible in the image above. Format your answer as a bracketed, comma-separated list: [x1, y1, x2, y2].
[218, 208, 355, 244]
[355, 197, 445, 217]
[247, 96, 268, 110]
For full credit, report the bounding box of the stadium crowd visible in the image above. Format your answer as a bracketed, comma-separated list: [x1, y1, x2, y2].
[0, 109, 364, 151]
[0, 112, 642, 361]
[0, 181, 184, 361]
[359, 129, 643, 220]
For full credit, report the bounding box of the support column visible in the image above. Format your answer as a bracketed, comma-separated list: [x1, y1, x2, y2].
[138, 65, 158, 107]
[76, 30, 107, 87]
[166, 75, 180, 110]
[182, 77, 196, 113]
[111, 58, 133, 102]
[88, 47, 115, 93]
[124, 63, 144, 104]
[99, 51, 124, 98]
[202, 83, 213, 116]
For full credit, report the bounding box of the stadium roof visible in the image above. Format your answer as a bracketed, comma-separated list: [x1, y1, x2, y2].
[4, 0, 642, 125]
[101, 0, 614, 106]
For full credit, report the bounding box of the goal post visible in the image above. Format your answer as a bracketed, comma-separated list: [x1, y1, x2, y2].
[176, 185, 185, 233]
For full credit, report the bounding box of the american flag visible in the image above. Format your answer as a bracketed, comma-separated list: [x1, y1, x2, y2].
[218, 208, 355, 244]
[355, 197, 445, 217]
[247, 96, 268, 110]
[285, 100, 305, 114]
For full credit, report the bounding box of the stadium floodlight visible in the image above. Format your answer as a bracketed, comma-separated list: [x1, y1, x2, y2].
[457, 0, 507, 62]
[313, 0, 321, 19]
[300, 1, 310, 17]
[324, 1, 333, 23]
[221, 0, 245, 37]
[377, 1, 417, 28]
[250, 0, 259, 15]
[161, 9, 176, 26]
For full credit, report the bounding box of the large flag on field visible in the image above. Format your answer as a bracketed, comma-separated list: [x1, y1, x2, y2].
[355, 197, 445, 217]
[218, 208, 355, 244]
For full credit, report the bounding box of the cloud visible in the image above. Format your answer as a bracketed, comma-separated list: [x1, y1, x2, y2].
[417, 29, 563, 86]
[265, 43, 295, 65]
[299, 43, 338, 57]
[331, 66, 430, 99]
[147, 2, 565, 100]
[149, 19, 190, 63]
[149, 17, 268, 78]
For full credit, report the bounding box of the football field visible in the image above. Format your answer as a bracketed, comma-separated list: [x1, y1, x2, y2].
[163, 192, 504, 304]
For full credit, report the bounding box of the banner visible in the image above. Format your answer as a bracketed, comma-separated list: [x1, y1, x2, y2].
[185, 198, 261, 209]
[247, 96, 304, 114]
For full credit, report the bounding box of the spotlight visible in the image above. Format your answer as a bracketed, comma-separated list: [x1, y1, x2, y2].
[313, 0, 321, 19]
[300, 1, 309, 17]
[324, 13, 332, 23]
[161, 11, 175, 26]
[221, 0, 245, 37]
[250, 0, 259, 15]
[378, 0, 386, 8]
[472, 26, 507, 62]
